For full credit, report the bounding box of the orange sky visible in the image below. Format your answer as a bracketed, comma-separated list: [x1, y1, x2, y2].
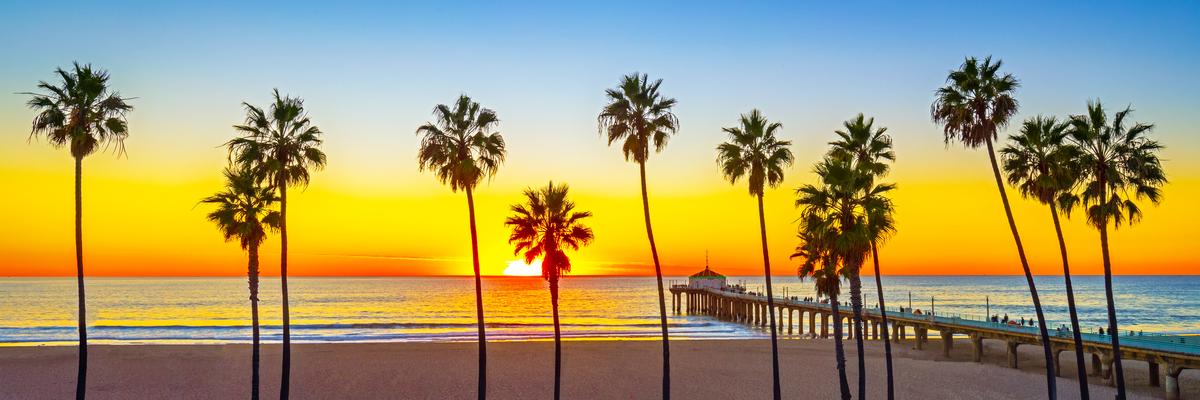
[1, 147, 1196, 277]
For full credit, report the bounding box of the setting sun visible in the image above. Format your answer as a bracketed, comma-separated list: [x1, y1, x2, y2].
[502, 259, 542, 276]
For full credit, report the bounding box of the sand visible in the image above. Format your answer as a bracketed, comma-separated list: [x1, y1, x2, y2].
[0, 338, 1184, 399]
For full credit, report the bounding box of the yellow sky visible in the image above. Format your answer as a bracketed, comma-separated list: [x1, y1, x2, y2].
[1, 136, 1196, 277]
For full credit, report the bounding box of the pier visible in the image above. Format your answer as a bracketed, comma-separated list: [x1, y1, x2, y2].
[670, 285, 1200, 399]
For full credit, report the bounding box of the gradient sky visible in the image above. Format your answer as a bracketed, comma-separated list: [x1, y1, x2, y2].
[2, 1, 1198, 277]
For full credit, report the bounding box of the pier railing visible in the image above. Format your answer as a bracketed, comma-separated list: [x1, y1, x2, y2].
[670, 285, 1198, 399]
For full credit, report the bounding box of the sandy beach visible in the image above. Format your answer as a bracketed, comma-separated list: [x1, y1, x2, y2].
[0, 337, 1183, 399]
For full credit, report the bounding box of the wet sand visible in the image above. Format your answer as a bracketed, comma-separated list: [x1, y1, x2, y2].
[0, 338, 1183, 399]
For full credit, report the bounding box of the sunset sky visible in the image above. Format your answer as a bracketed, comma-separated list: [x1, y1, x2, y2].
[1, 1, 1197, 277]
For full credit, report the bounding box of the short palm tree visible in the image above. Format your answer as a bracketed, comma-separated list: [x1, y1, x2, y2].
[416, 94, 506, 400]
[1001, 116, 1090, 398]
[795, 155, 885, 400]
[25, 62, 133, 400]
[793, 212, 851, 400]
[597, 72, 678, 399]
[505, 182, 594, 400]
[827, 113, 896, 400]
[202, 168, 281, 400]
[1067, 101, 1166, 399]
[226, 89, 327, 400]
[715, 109, 793, 400]
[931, 56, 1057, 398]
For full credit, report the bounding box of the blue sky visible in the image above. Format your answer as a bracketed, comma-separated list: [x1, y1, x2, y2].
[4, 1, 1197, 181]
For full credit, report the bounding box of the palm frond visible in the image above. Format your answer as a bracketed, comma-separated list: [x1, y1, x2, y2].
[504, 182, 594, 282]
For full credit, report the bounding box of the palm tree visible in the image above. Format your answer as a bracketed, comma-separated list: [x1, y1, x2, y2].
[597, 73, 678, 399]
[505, 182, 594, 400]
[828, 113, 898, 400]
[716, 109, 793, 400]
[793, 212, 851, 400]
[863, 184, 896, 393]
[24, 62, 133, 400]
[416, 94, 506, 400]
[226, 89, 327, 400]
[931, 56, 1057, 399]
[202, 168, 281, 400]
[795, 155, 887, 400]
[1067, 101, 1166, 399]
[1001, 116, 1090, 398]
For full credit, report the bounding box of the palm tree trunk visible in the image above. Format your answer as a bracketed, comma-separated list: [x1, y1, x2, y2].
[1049, 203, 1088, 399]
[1098, 180, 1126, 398]
[871, 240, 894, 400]
[279, 184, 291, 400]
[756, 193, 781, 400]
[74, 156, 87, 400]
[550, 275, 562, 400]
[249, 242, 262, 400]
[849, 274, 866, 400]
[985, 136, 1056, 399]
[637, 161, 670, 400]
[831, 292, 851, 400]
[465, 187, 488, 400]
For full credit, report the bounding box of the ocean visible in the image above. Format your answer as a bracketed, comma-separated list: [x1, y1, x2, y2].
[1, 275, 1197, 345]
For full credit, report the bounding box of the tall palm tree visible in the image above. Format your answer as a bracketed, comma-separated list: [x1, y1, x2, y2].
[416, 94, 506, 400]
[597, 73, 678, 399]
[25, 62, 133, 400]
[863, 185, 897, 397]
[828, 113, 898, 400]
[226, 89, 327, 400]
[202, 168, 281, 400]
[793, 212, 851, 400]
[505, 182, 594, 400]
[716, 109, 793, 400]
[1067, 101, 1166, 399]
[1001, 116, 1090, 398]
[931, 56, 1057, 399]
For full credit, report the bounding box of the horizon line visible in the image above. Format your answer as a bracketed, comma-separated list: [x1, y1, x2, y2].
[3, 273, 1198, 278]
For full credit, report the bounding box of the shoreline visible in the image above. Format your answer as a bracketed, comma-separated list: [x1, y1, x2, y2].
[1, 338, 1182, 399]
[5, 331, 1198, 347]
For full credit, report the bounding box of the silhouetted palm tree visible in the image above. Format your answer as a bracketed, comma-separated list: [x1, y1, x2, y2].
[416, 94, 506, 400]
[597, 73, 678, 399]
[828, 113, 897, 400]
[931, 56, 1057, 399]
[505, 182, 594, 400]
[796, 154, 889, 400]
[862, 183, 896, 398]
[202, 168, 281, 400]
[716, 109, 793, 400]
[1067, 101, 1166, 399]
[794, 212, 851, 400]
[226, 89, 327, 400]
[25, 62, 132, 400]
[1001, 116, 1090, 398]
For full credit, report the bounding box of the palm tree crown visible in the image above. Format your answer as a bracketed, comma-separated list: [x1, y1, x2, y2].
[505, 182, 595, 280]
[794, 157, 890, 272]
[227, 89, 327, 186]
[416, 95, 507, 191]
[931, 56, 1019, 148]
[26, 62, 133, 159]
[1000, 116, 1080, 208]
[597, 73, 679, 164]
[793, 212, 842, 298]
[202, 168, 281, 250]
[828, 113, 894, 177]
[1068, 101, 1167, 228]
[716, 109, 794, 195]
